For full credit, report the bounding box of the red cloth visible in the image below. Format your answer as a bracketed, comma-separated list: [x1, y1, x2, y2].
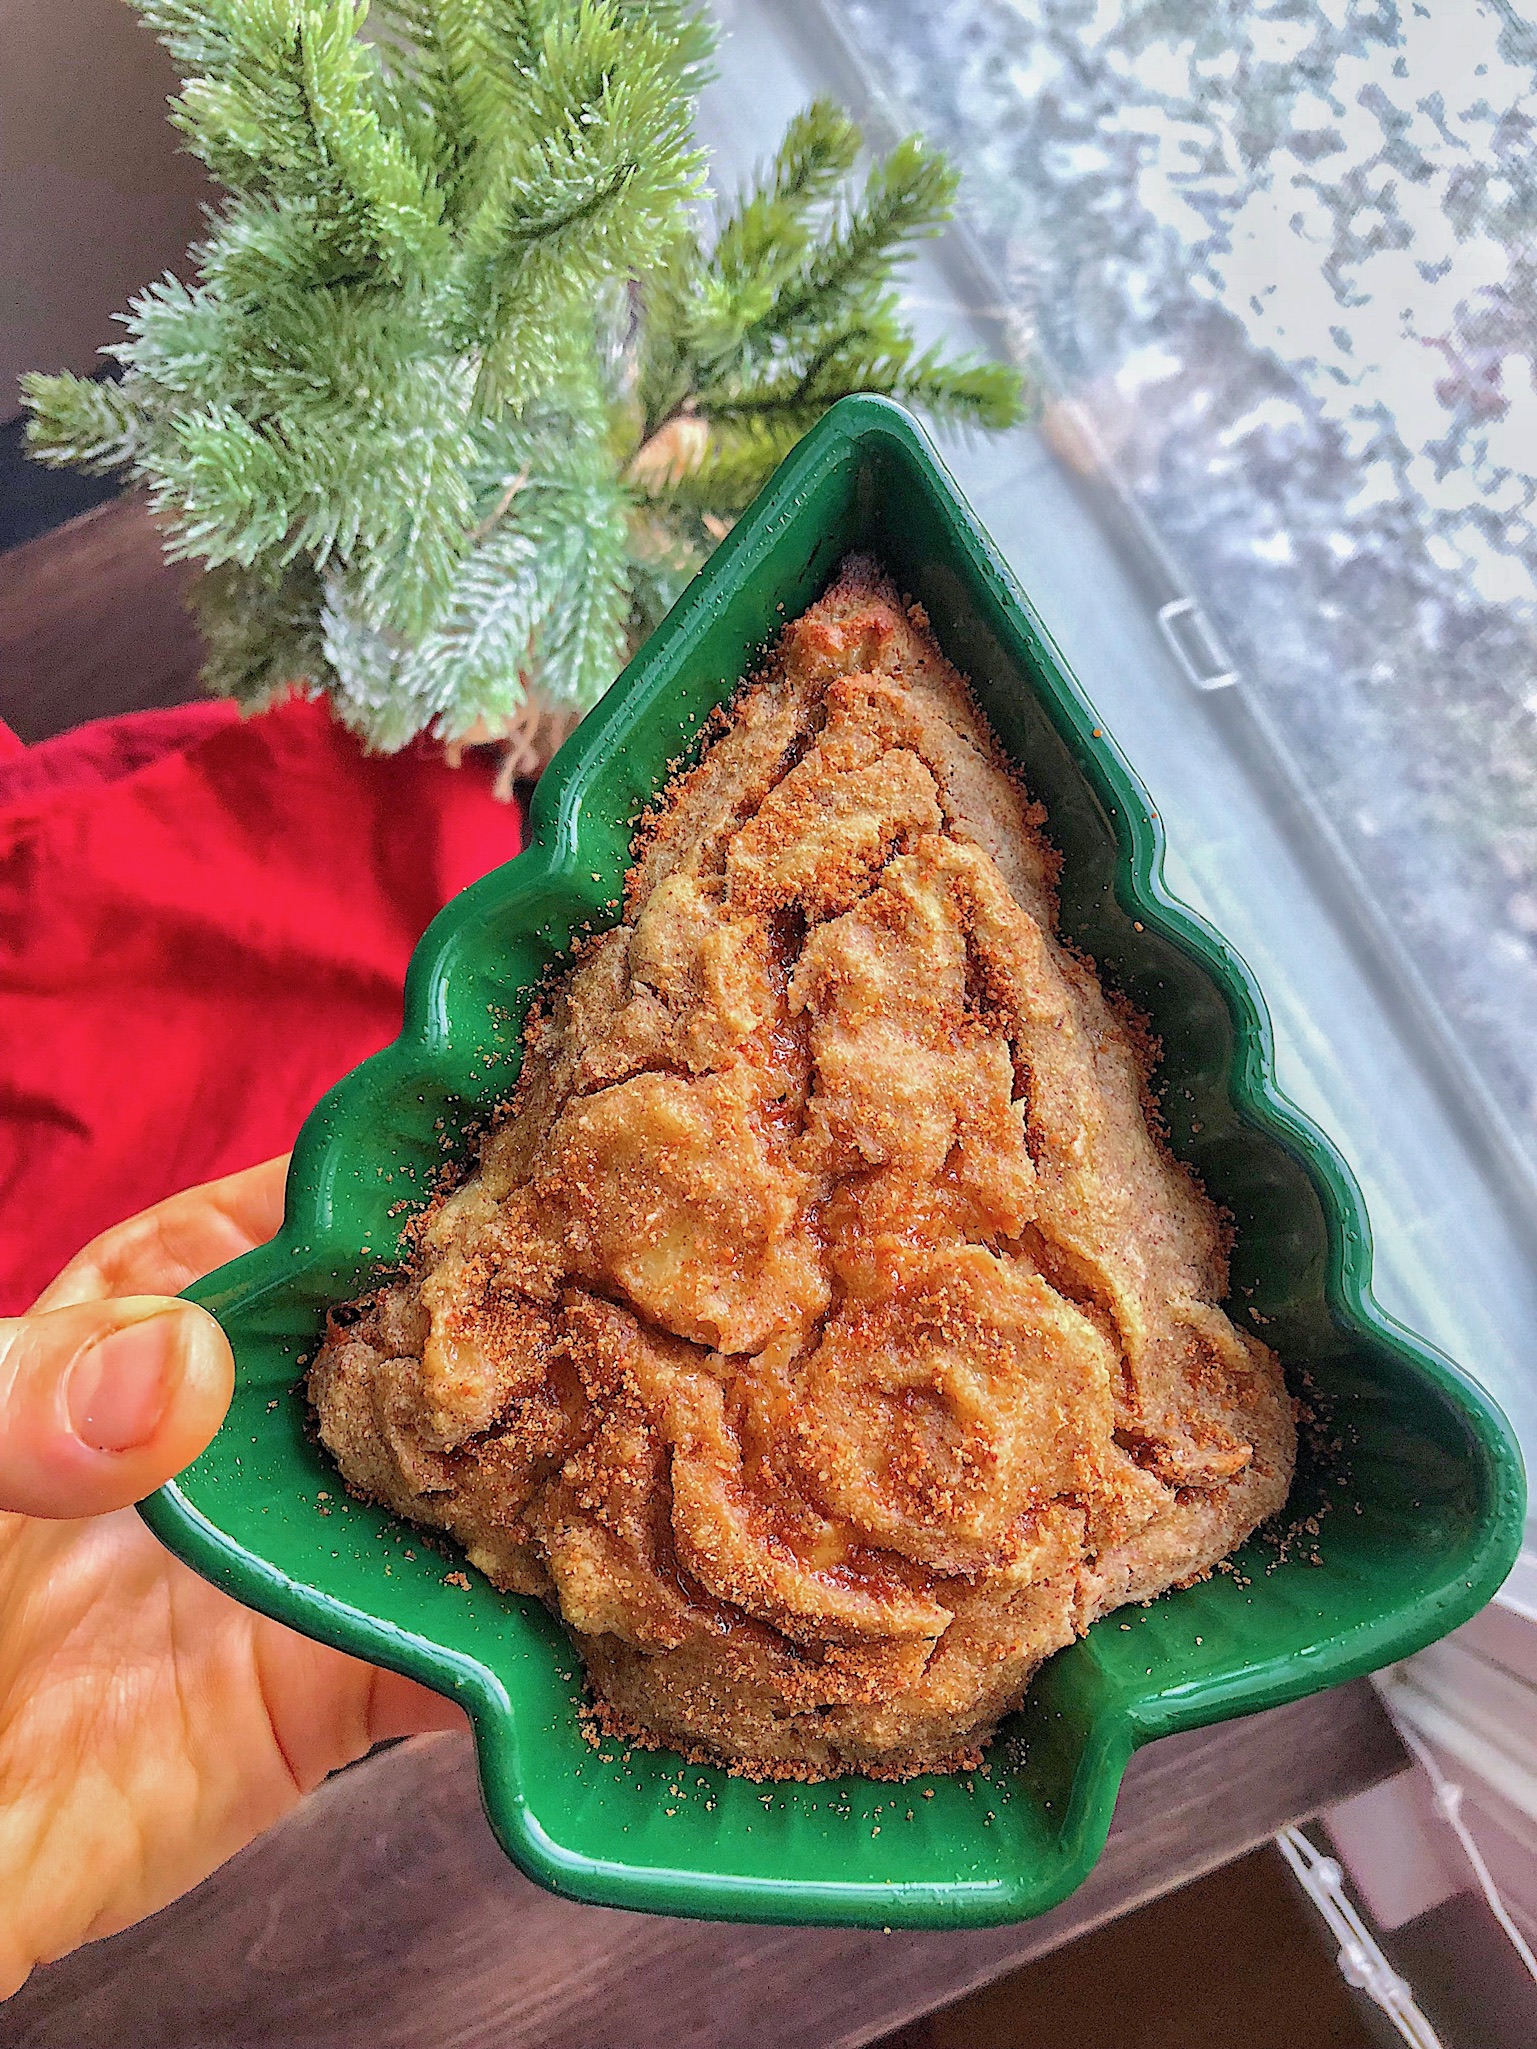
[0, 695, 523, 1312]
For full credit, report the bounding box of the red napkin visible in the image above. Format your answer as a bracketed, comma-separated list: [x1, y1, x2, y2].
[0, 695, 524, 1312]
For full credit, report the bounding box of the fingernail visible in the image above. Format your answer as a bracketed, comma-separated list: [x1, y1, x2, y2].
[69, 1314, 180, 1453]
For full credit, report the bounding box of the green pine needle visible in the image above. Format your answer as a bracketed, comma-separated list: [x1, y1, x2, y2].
[197, 556, 328, 707]
[20, 6, 1027, 751]
[19, 372, 143, 472]
[747, 135, 958, 349]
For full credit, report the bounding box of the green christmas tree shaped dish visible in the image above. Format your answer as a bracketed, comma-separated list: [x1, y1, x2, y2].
[143, 396, 1526, 1930]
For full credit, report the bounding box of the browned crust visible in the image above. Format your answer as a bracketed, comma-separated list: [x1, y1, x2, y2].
[306, 554, 1294, 1781]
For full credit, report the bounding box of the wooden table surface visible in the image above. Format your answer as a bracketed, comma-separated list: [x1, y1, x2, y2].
[0, 495, 203, 742]
[0, 500, 1406, 2044]
[0, 1685, 1402, 2049]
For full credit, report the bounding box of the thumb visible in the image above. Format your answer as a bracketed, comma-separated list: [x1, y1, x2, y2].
[0, 1297, 234, 1518]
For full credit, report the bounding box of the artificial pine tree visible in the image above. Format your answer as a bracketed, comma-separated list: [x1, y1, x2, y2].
[22, 1, 1024, 773]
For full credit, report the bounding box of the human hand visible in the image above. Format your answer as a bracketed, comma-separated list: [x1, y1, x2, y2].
[0, 1159, 465, 1995]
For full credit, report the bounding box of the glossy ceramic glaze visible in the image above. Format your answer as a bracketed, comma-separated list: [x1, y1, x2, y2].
[142, 397, 1526, 1929]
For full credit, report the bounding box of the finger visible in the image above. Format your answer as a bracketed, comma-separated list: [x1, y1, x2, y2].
[368, 1669, 472, 1744]
[33, 1157, 291, 1312]
[253, 1623, 471, 1800]
[0, 1297, 234, 1517]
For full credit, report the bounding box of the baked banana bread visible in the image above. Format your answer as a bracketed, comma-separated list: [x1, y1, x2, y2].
[310, 556, 1294, 1779]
